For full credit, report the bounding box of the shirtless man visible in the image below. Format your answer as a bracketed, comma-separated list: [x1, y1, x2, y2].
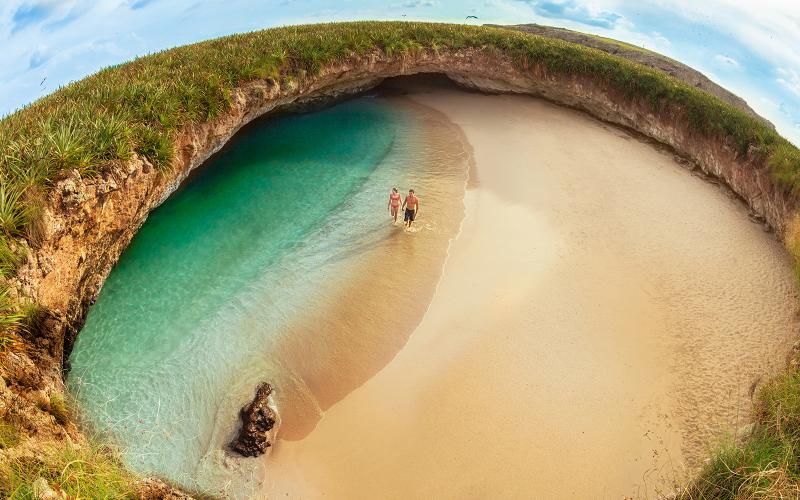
[388, 187, 402, 223]
[402, 189, 419, 228]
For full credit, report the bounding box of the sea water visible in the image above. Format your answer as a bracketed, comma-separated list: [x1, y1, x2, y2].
[66, 96, 466, 495]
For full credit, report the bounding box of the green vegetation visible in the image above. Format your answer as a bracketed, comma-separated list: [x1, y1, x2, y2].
[682, 370, 800, 498]
[46, 394, 70, 426]
[1, 21, 799, 348]
[0, 442, 138, 499]
[1, 20, 800, 495]
[582, 31, 656, 54]
[0, 420, 21, 449]
[0, 284, 24, 350]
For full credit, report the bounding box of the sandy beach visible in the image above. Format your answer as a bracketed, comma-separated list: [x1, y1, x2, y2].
[264, 79, 798, 498]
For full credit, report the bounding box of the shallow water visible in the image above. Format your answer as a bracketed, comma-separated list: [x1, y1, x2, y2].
[67, 96, 467, 494]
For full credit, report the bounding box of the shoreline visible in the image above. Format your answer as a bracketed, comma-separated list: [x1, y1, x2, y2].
[61, 94, 471, 498]
[265, 80, 798, 498]
[265, 94, 471, 441]
[188, 94, 472, 497]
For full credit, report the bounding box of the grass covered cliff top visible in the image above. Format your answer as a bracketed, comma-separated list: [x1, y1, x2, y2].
[0, 20, 797, 230]
[2, 19, 799, 348]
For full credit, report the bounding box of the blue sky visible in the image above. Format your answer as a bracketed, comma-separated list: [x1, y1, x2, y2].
[1, 0, 798, 145]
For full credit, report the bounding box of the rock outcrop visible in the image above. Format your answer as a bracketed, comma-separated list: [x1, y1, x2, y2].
[230, 383, 278, 458]
[137, 477, 195, 499]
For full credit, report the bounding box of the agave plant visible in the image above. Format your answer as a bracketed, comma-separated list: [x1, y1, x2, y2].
[0, 285, 24, 336]
[41, 116, 93, 172]
[0, 236, 22, 277]
[134, 125, 173, 170]
[0, 184, 30, 236]
[2, 137, 53, 188]
[89, 113, 133, 162]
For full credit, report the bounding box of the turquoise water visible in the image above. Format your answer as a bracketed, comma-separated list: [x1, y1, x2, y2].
[67, 98, 426, 493]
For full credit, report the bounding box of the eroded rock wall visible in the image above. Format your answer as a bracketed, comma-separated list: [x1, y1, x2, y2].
[20, 50, 796, 385]
[1, 47, 794, 493]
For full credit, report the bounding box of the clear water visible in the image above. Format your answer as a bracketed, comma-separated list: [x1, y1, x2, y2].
[67, 97, 430, 492]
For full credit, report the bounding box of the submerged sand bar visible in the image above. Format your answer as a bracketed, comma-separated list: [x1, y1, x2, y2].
[267, 81, 798, 498]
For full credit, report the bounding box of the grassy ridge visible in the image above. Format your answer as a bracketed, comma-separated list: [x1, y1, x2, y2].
[681, 369, 800, 498]
[2, 21, 800, 495]
[0, 441, 138, 499]
[0, 23, 797, 279]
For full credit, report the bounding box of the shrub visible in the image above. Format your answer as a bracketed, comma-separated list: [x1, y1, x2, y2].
[0, 236, 23, 277]
[47, 394, 70, 426]
[0, 420, 21, 449]
[680, 431, 800, 499]
[134, 125, 173, 170]
[682, 370, 800, 498]
[0, 185, 31, 237]
[20, 301, 47, 338]
[0, 285, 24, 337]
[0, 442, 138, 499]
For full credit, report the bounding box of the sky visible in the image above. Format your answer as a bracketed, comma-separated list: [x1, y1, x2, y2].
[0, 0, 798, 145]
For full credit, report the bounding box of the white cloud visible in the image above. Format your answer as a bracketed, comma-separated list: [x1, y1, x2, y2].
[777, 68, 800, 97]
[648, 31, 670, 47]
[760, 96, 778, 108]
[713, 54, 740, 68]
[520, 0, 623, 29]
[28, 43, 51, 68]
[650, 0, 800, 70]
[398, 0, 440, 7]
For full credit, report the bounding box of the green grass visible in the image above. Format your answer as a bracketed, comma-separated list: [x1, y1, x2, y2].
[0, 442, 138, 499]
[46, 394, 70, 426]
[19, 300, 46, 339]
[582, 31, 655, 53]
[0, 420, 21, 449]
[682, 371, 800, 498]
[681, 431, 800, 499]
[0, 236, 23, 278]
[0, 285, 24, 346]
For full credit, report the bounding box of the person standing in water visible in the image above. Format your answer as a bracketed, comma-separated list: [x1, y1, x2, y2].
[402, 189, 419, 228]
[388, 187, 402, 223]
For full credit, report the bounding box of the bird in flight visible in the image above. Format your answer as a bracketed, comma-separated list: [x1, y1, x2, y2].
[466, 15, 478, 19]
[40, 77, 47, 87]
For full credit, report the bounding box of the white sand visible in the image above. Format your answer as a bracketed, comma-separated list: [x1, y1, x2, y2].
[264, 83, 798, 498]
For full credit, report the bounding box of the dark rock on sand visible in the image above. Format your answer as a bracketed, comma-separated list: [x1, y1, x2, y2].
[230, 382, 277, 457]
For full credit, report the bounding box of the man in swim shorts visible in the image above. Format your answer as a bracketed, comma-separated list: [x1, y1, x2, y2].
[402, 189, 419, 228]
[388, 187, 402, 223]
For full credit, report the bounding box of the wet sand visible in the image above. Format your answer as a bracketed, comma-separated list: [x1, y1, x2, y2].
[265, 81, 798, 498]
[267, 97, 470, 441]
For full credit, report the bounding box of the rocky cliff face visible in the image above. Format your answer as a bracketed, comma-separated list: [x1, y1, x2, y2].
[1, 46, 795, 492]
